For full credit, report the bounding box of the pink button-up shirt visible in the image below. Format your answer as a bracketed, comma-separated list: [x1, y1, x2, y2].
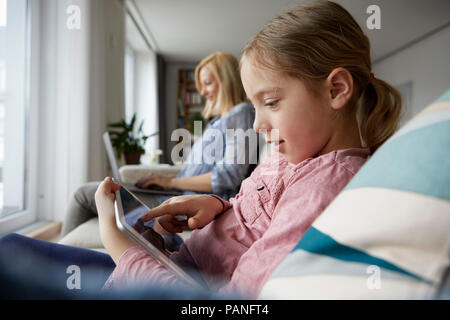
[105, 148, 370, 297]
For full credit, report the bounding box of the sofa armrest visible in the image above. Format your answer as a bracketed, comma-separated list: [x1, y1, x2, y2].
[119, 164, 183, 183]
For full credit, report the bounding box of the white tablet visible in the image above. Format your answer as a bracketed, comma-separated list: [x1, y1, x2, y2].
[114, 183, 207, 290]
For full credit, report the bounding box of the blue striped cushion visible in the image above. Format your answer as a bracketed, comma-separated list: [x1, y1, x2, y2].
[260, 89, 450, 299]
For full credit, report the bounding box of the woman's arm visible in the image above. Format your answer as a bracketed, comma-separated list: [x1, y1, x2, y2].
[136, 172, 213, 192]
[170, 172, 212, 192]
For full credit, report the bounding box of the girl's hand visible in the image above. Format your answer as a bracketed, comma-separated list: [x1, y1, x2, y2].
[94, 176, 121, 224]
[135, 172, 174, 190]
[94, 177, 138, 263]
[141, 195, 224, 232]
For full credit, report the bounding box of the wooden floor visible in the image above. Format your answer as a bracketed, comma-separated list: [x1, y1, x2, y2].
[24, 221, 62, 242]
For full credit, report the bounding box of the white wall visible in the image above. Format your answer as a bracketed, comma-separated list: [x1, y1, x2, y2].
[372, 24, 450, 123]
[134, 51, 159, 163]
[87, 0, 125, 182]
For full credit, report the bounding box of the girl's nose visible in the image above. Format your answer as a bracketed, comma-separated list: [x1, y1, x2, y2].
[253, 111, 269, 133]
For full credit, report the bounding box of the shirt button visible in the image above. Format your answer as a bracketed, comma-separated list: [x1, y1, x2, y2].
[257, 185, 264, 191]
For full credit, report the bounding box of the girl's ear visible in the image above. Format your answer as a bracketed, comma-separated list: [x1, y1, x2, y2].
[326, 67, 353, 110]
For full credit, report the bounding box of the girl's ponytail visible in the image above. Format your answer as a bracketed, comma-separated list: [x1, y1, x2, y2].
[358, 76, 402, 153]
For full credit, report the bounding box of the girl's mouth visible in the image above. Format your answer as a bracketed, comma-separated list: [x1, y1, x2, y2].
[274, 140, 284, 146]
[268, 139, 284, 145]
[267, 140, 285, 148]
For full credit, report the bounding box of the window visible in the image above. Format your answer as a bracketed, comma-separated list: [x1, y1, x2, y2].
[0, 0, 6, 27]
[0, 60, 5, 212]
[0, 0, 30, 221]
[124, 46, 135, 124]
[124, 10, 159, 162]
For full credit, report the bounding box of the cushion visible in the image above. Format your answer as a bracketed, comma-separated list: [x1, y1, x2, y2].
[58, 218, 104, 250]
[259, 89, 450, 299]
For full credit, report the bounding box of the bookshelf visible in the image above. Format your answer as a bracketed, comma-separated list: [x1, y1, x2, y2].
[176, 68, 206, 133]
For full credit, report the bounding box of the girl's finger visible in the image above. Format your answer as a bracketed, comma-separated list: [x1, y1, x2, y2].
[187, 210, 213, 229]
[104, 177, 119, 193]
[98, 177, 111, 193]
[141, 201, 196, 222]
[111, 182, 121, 193]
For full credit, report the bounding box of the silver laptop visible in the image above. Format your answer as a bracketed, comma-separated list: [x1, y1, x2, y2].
[103, 132, 181, 196]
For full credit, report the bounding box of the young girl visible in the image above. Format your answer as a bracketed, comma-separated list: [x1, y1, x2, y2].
[95, 1, 401, 298]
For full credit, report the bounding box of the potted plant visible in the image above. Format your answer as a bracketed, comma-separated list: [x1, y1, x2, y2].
[107, 113, 158, 164]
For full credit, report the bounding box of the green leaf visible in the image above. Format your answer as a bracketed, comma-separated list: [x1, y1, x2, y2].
[107, 112, 159, 160]
[138, 120, 144, 134]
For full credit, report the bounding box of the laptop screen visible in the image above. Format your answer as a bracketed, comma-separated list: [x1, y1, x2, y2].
[103, 132, 122, 183]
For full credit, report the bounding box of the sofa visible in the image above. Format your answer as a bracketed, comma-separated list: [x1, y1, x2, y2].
[59, 89, 450, 299]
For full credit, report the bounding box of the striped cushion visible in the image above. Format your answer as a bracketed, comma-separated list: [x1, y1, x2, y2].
[259, 89, 450, 299]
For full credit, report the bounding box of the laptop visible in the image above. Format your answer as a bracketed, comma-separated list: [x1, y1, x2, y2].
[103, 131, 181, 196]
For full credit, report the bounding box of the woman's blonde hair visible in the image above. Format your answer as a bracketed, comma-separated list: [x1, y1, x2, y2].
[242, 0, 401, 153]
[195, 52, 247, 119]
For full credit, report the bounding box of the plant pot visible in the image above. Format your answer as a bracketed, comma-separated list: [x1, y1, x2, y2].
[124, 151, 143, 165]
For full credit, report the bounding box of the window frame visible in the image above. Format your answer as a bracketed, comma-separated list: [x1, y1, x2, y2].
[0, 0, 40, 234]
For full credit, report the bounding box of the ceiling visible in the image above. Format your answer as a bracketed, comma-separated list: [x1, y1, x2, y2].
[127, 0, 450, 64]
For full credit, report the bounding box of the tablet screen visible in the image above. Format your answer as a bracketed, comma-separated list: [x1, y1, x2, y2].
[118, 186, 171, 257]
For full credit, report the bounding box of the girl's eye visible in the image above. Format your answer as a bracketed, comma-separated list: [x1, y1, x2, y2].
[264, 100, 279, 108]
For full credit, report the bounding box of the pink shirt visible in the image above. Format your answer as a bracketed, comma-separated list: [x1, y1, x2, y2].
[105, 148, 370, 297]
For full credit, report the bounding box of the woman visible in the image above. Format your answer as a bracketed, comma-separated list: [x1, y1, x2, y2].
[61, 52, 256, 236]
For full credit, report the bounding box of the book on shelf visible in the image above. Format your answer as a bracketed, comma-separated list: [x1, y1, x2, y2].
[177, 116, 184, 128]
[180, 69, 195, 83]
[184, 91, 203, 105]
[177, 98, 185, 116]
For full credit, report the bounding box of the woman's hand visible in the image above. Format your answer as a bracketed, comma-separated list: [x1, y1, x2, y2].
[95, 176, 121, 225]
[135, 172, 174, 190]
[141, 195, 224, 232]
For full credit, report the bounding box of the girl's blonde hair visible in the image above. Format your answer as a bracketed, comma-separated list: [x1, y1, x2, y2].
[195, 52, 247, 119]
[242, 0, 401, 153]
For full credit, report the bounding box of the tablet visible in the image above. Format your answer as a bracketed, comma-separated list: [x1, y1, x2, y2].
[114, 183, 206, 289]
